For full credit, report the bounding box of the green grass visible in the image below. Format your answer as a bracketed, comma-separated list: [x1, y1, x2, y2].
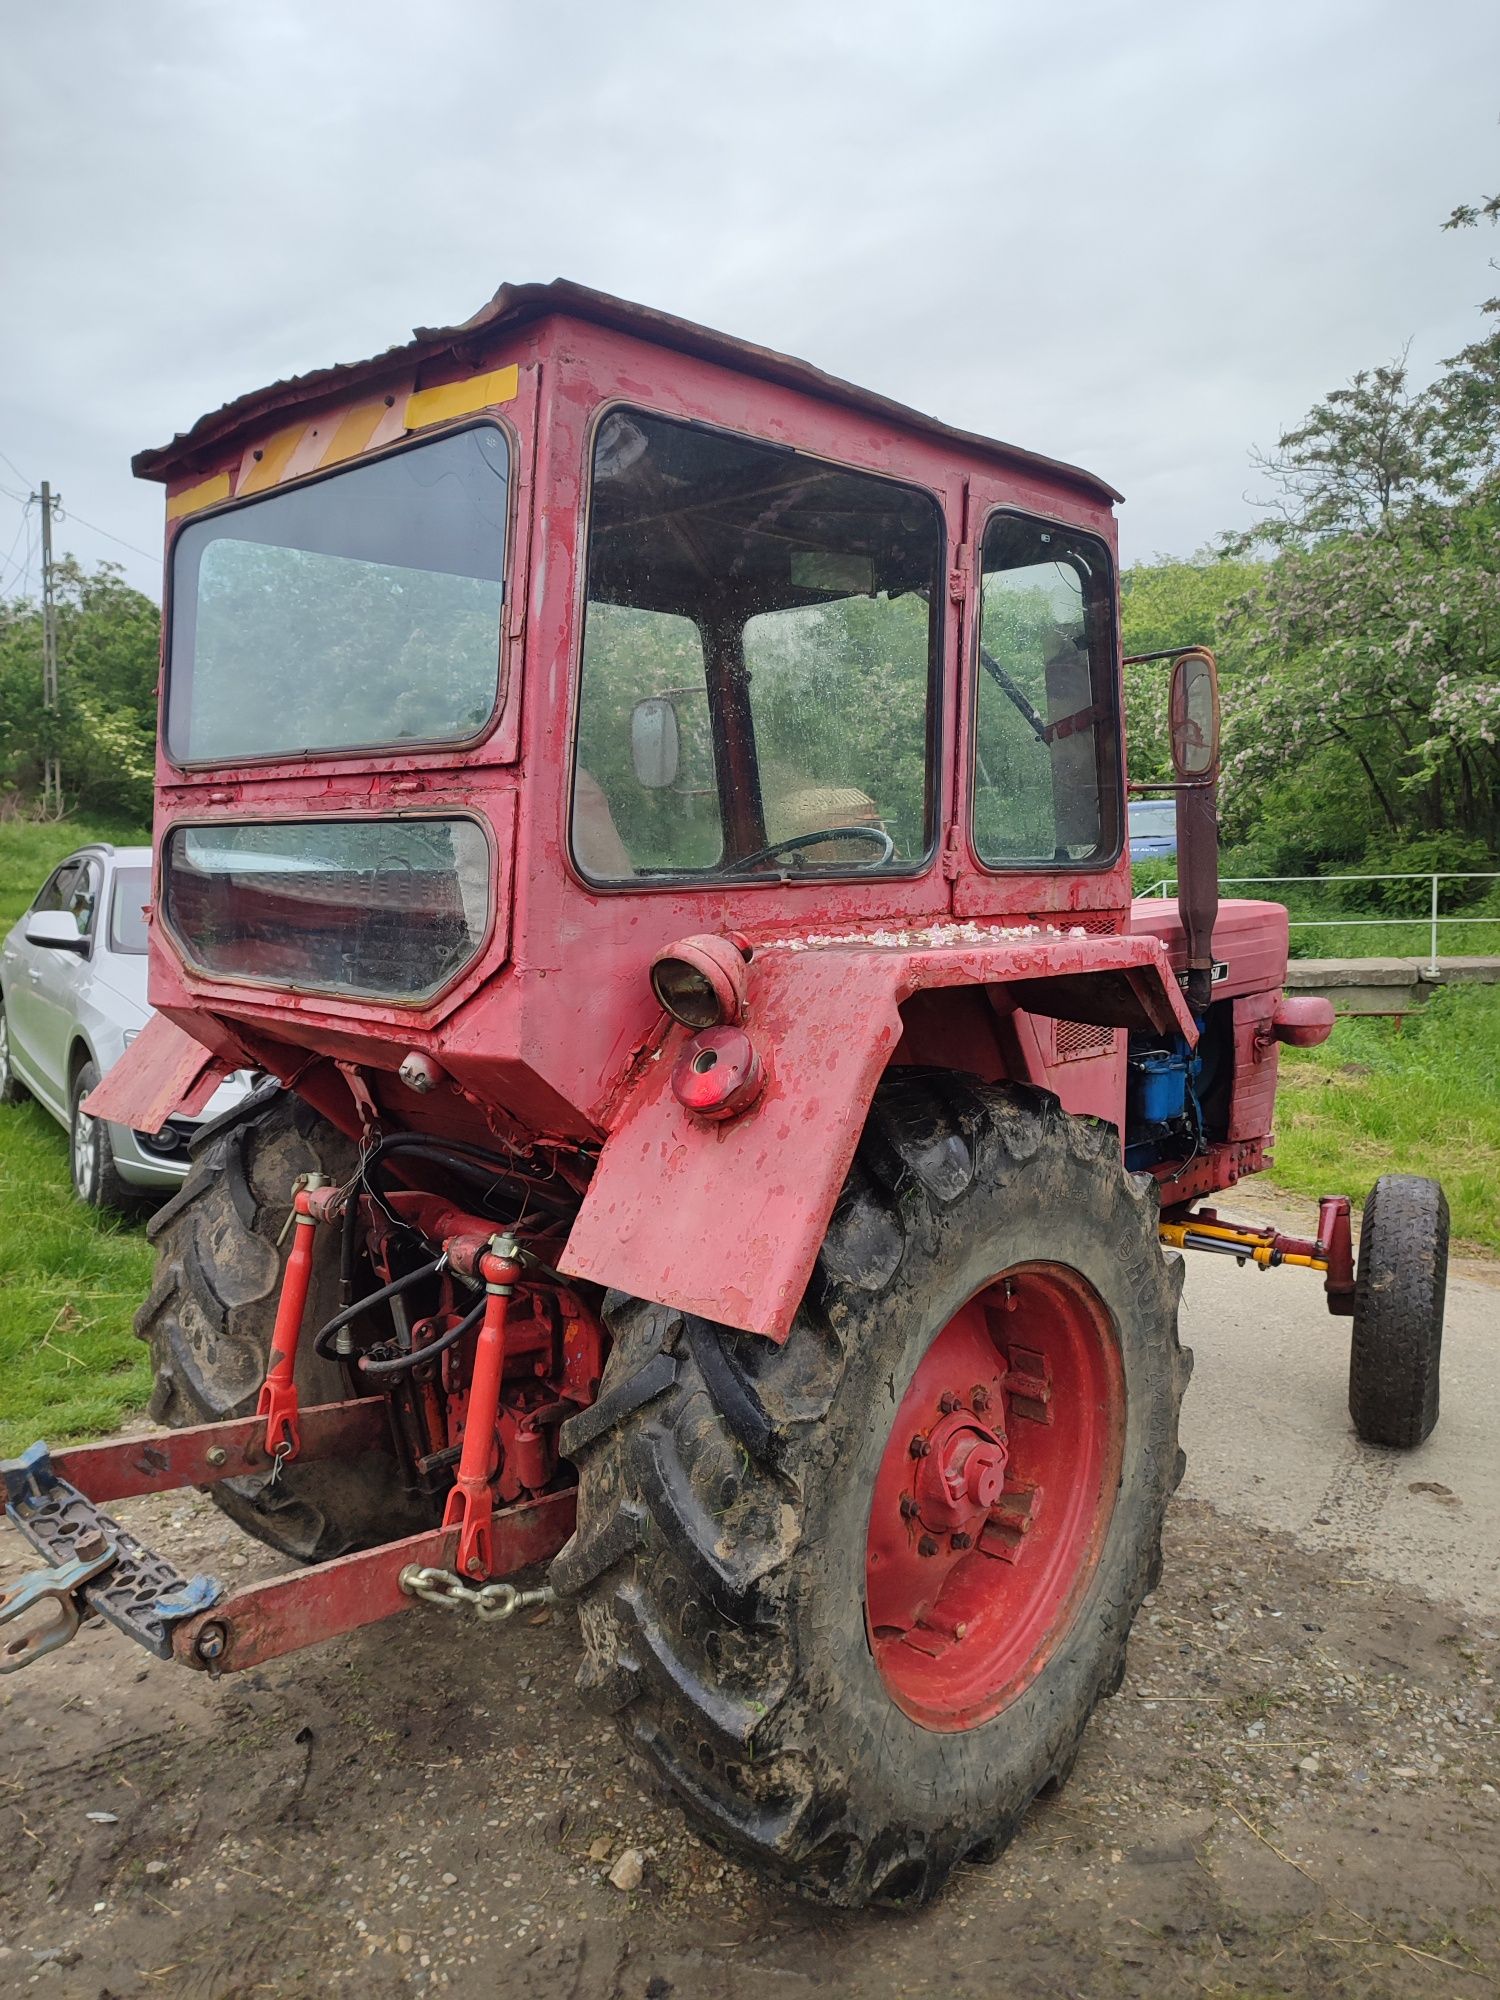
[1272, 984, 1500, 1251]
[0, 813, 150, 930]
[0, 815, 155, 1452]
[0, 1097, 154, 1454]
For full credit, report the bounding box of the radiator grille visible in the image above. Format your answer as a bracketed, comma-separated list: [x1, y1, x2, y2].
[1054, 1019, 1117, 1063]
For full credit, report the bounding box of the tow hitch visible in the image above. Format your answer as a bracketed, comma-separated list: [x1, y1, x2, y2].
[1, 1400, 571, 1675]
[1, 1212, 576, 1677]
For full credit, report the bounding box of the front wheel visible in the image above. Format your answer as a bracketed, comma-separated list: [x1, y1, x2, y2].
[1348, 1174, 1448, 1449]
[0, 999, 29, 1106]
[554, 1075, 1191, 1906]
[70, 1059, 134, 1210]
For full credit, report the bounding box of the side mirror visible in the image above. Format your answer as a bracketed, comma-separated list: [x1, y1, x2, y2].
[1169, 648, 1220, 781]
[26, 909, 87, 954]
[630, 695, 681, 790]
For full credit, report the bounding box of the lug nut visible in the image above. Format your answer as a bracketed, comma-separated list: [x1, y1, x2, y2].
[899, 1495, 919, 1520]
[206, 1446, 227, 1466]
[917, 1535, 939, 1558]
[971, 1386, 990, 1412]
[909, 1436, 930, 1459]
[938, 1392, 958, 1415]
[951, 1532, 973, 1551]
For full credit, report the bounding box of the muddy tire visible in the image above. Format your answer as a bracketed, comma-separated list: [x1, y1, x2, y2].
[553, 1075, 1190, 1907]
[1348, 1174, 1448, 1450]
[136, 1091, 433, 1561]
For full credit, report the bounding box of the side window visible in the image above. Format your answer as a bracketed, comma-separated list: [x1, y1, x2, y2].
[68, 861, 101, 937]
[972, 515, 1121, 868]
[33, 861, 81, 915]
[570, 407, 941, 884]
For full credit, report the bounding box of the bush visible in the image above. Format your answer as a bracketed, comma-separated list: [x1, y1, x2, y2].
[1340, 832, 1496, 916]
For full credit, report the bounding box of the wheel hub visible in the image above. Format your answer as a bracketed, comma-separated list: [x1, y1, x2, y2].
[864, 1266, 1124, 1731]
[912, 1411, 1008, 1527]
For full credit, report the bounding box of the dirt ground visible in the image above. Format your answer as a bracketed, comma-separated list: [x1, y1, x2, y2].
[2, 1480, 1497, 2000]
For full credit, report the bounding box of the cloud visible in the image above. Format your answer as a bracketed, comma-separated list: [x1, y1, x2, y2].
[2, 0, 1496, 595]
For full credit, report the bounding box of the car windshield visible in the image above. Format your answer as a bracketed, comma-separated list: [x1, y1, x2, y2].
[109, 868, 151, 953]
[570, 409, 941, 882]
[1130, 802, 1175, 838]
[166, 425, 510, 764]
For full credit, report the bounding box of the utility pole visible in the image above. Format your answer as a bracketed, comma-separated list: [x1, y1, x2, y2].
[35, 480, 62, 817]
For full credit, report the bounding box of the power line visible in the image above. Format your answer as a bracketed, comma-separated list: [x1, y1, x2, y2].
[52, 504, 158, 564]
[0, 506, 29, 593]
[0, 446, 35, 490]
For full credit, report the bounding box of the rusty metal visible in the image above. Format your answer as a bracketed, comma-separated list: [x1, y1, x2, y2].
[133, 280, 1122, 505]
[45, 1398, 390, 1504]
[172, 1490, 575, 1674]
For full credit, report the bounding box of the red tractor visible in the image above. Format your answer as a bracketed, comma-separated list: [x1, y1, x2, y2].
[2, 283, 1448, 1906]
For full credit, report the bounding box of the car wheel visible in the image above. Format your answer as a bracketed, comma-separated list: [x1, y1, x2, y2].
[0, 1000, 29, 1106]
[70, 1059, 135, 1210]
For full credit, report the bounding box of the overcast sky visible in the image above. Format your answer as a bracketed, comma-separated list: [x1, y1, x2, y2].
[2, 0, 1497, 600]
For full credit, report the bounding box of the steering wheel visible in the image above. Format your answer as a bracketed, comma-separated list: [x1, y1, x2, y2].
[720, 825, 896, 873]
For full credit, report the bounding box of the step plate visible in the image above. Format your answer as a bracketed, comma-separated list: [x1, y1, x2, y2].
[4, 1444, 218, 1661]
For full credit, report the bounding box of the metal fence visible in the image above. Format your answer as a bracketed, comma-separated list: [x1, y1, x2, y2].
[1141, 872, 1500, 977]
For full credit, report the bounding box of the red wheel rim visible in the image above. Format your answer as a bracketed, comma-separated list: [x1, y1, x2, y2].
[864, 1265, 1125, 1731]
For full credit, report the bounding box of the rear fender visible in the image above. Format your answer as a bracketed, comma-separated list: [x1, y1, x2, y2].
[81, 1013, 235, 1130]
[561, 929, 1194, 1338]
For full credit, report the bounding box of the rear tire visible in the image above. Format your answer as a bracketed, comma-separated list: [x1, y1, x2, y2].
[136, 1091, 433, 1561]
[70, 1059, 135, 1211]
[1348, 1174, 1448, 1449]
[553, 1075, 1190, 1907]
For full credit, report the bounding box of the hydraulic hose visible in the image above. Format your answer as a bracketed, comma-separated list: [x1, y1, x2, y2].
[310, 1253, 449, 1362]
[357, 1295, 487, 1378]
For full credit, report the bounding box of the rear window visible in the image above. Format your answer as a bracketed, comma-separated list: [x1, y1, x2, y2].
[109, 868, 151, 953]
[161, 819, 490, 1002]
[167, 425, 509, 765]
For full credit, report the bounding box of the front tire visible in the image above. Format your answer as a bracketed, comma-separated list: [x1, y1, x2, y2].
[553, 1075, 1190, 1906]
[70, 1059, 134, 1210]
[1349, 1174, 1448, 1449]
[0, 999, 28, 1105]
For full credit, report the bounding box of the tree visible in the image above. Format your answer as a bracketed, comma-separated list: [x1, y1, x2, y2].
[0, 558, 159, 820]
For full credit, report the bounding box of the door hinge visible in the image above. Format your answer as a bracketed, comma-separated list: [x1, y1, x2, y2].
[940, 824, 964, 880]
[947, 546, 970, 602]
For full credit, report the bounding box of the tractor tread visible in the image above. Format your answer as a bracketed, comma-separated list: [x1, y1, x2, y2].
[557, 1073, 1188, 1907]
[1348, 1173, 1448, 1449]
[558, 1353, 678, 1459]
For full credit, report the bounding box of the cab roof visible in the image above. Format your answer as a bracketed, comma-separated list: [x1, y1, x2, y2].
[133, 278, 1122, 506]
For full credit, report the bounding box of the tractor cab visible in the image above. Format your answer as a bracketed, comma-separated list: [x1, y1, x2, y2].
[5, 283, 1447, 1911]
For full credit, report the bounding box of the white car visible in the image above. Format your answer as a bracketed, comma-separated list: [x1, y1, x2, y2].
[0, 842, 250, 1207]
